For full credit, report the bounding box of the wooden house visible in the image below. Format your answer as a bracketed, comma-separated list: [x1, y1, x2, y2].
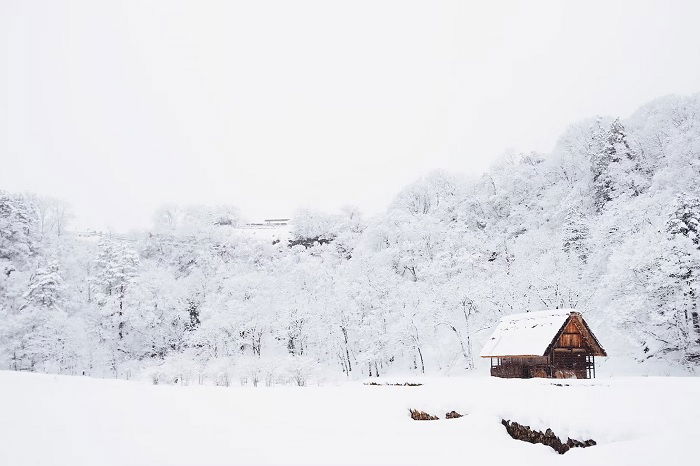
[480, 309, 606, 379]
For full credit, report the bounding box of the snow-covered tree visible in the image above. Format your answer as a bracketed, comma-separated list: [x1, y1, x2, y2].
[0, 191, 40, 275]
[3, 92, 700, 379]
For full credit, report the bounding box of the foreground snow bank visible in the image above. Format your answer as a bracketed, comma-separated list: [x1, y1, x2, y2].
[1, 371, 697, 466]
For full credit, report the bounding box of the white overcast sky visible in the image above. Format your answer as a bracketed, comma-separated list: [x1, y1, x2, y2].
[2, 1, 700, 232]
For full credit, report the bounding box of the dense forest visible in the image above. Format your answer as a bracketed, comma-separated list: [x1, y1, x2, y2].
[1, 94, 699, 384]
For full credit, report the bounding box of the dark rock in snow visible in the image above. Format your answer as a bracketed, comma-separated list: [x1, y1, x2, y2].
[409, 409, 439, 421]
[501, 419, 596, 454]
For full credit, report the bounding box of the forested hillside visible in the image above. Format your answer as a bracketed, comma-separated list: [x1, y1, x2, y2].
[2, 94, 699, 383]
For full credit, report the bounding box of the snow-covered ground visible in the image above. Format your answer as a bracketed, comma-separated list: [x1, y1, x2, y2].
[1, 371, 697, 466]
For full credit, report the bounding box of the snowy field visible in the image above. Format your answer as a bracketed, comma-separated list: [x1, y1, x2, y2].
[1, 371, 698, 466]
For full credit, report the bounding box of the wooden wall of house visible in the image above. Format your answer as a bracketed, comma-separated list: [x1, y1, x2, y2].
[551, 351, 589, 379]
[490, 356, 549, 378]
[555, 319, 586, 349]
[491, 364, 526, 378]
[491, 354, 590, 379]
[548, 318, 593, 378]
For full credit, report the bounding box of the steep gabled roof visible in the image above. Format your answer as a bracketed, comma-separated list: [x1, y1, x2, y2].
[479, 309, 606, 358]
[548, 313, 607, 357]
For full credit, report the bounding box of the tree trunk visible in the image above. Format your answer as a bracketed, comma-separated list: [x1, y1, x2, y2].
[118, 285, 124, 340]
[341, 326, 352, 373]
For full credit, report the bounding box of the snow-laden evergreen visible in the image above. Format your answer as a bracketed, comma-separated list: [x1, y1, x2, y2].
[1, 94, 700, 382]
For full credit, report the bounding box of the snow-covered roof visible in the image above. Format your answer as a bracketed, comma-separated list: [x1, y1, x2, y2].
[479, 309, 574, 357]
